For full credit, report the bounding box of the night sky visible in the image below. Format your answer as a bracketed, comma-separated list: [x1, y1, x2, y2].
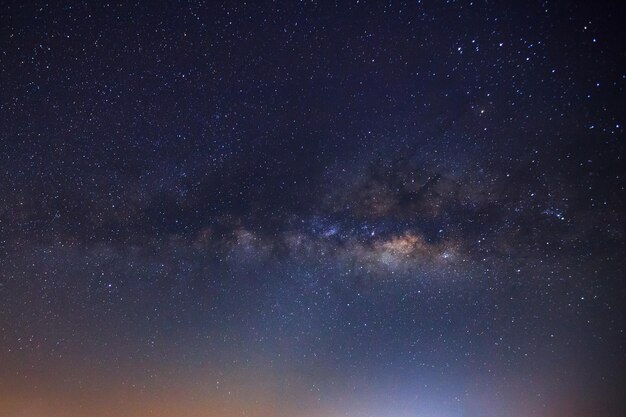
[1, 1, 625, 416]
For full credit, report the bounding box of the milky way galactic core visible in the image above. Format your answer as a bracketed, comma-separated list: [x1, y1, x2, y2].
[0, 1, 625, 417]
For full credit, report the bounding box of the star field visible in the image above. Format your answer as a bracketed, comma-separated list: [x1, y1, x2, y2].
[0, 1, 625, 416]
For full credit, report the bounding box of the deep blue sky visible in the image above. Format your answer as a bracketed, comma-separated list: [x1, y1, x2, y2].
[0, 1, 624, 416]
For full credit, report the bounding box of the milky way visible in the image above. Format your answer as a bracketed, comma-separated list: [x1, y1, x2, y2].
[1, 1, 625, 416]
